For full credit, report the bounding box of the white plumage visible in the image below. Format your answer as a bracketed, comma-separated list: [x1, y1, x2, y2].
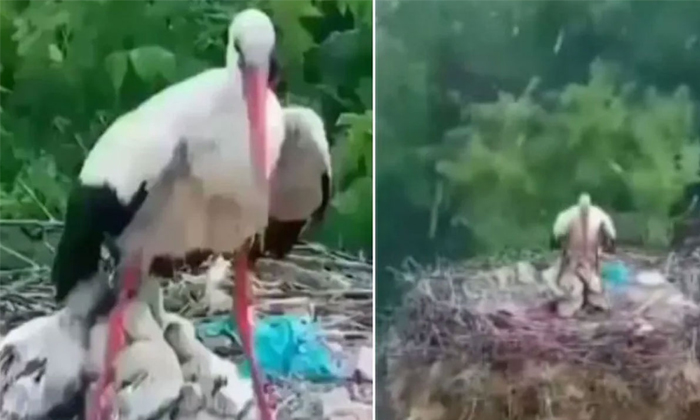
[552, 193, 616, 242]
[0, 278, 110, 419]
[108, 281, 183, 420]
[270, 106, 331, 221]
[145, 105, 334, 272]
[52, 8, 285, 300]
[79, 59, 283, 270]
[551, 193, 617, 316]
[150, 281, 255, 420]
[83, 281, 185, 420]
[81, 71, 283, 206]
[164, 318, 255, 420]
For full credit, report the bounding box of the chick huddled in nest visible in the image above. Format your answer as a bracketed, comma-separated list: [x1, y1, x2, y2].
[0, 270, 258, 420]
[112, 278, 257, 420]
[550, 193, 617, 317]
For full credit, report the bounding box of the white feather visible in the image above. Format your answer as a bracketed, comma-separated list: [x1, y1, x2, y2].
[553, 197, 616, 240]
[163, 316, 254, 418]
[113, 340, 183, 420]
[0, 278, 110, 419]
[0, 313, 84, 419]
[86, 318, 108, 380]
[270, 106, 331, 221]
[111, 283, 183, 420]
[80, 69, 283, 207]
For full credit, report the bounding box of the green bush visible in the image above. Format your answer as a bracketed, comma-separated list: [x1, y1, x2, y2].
[436, 59, 699, 251]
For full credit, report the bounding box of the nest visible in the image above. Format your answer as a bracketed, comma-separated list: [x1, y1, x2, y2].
[386, 249, 700, 420]
[0, 222, 373, 420]
[0, 243, 372, 338]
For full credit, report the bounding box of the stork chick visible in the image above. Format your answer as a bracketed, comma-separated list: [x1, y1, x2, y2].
[156, 294, 255, 419]
[0, 277, 113, 420]
[86, 280, 183, 420]
[551, 193, 617, 317]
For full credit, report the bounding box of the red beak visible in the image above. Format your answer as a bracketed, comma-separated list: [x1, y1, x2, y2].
[240, 66, 274, 420]
[243, 67, 268, 186]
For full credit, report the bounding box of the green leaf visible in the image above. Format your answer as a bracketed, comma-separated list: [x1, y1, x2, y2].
[679, 143, 700, 182]
[334, 111, 372, 188]
[337, 0, 372, 26]
[266, 0, 320, 72]
[332, 176, 367, 215]
[315, 175, 372, 252]
[48, 44, 63, 63]
[129, 45, 176, 83]
[318, 28, 369, 87]
[104, 50, 128, 93]
[357, 77, 372, 109]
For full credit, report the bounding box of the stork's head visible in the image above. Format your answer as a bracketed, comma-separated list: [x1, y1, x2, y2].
[228, 8, 278, 184]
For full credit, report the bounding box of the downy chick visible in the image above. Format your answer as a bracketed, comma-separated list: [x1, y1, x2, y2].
[0, 276, 113, 420]
[162, 313, 255, 419]
[94, 279, 184, 420]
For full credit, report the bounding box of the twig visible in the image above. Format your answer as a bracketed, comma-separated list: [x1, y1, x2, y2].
[0, 243, 40, 268]
[0, 219, 63, 227]
[286, 254, 372, 272]
[16, 180, 58, 222]
[0, 266, 49, 277]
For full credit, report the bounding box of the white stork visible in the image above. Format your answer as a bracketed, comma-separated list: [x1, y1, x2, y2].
[550, 193, 617, 316]
[50, 8, 283, 420]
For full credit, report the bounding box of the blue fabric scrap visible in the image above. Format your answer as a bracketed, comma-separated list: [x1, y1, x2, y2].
[195, 314, 347, 383]
[601, 260, 630, 290]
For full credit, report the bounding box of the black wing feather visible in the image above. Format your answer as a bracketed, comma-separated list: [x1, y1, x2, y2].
[52, 183, 148, 302]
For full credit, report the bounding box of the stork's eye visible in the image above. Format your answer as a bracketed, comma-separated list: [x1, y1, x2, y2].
[268, 54, 279, 86]
[234, 39, 244, 68]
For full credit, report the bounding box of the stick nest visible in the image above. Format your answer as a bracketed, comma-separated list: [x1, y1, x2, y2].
[386, 248, 700, 420]
[0, 223, 373, 420]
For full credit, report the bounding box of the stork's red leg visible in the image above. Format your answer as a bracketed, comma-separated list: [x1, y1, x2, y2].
[88, 252, 143, 420]
[234, 248, 273, 420]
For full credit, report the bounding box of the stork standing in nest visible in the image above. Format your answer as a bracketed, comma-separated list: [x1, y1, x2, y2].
[551, 193, 617, 317]
[50, 8, 284, 420]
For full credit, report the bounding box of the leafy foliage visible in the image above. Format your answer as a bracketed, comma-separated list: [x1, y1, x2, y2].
[0, 0, 373, 255]
[436, 60, 699, 250]
[376, 0, 700, 267]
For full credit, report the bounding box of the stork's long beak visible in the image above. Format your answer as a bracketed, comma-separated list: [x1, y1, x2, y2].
[243, 66, 269, 186]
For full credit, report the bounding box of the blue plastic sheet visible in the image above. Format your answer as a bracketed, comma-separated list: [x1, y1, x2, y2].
[195, 314, 347, 382]
[601, 260, 630, 290]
